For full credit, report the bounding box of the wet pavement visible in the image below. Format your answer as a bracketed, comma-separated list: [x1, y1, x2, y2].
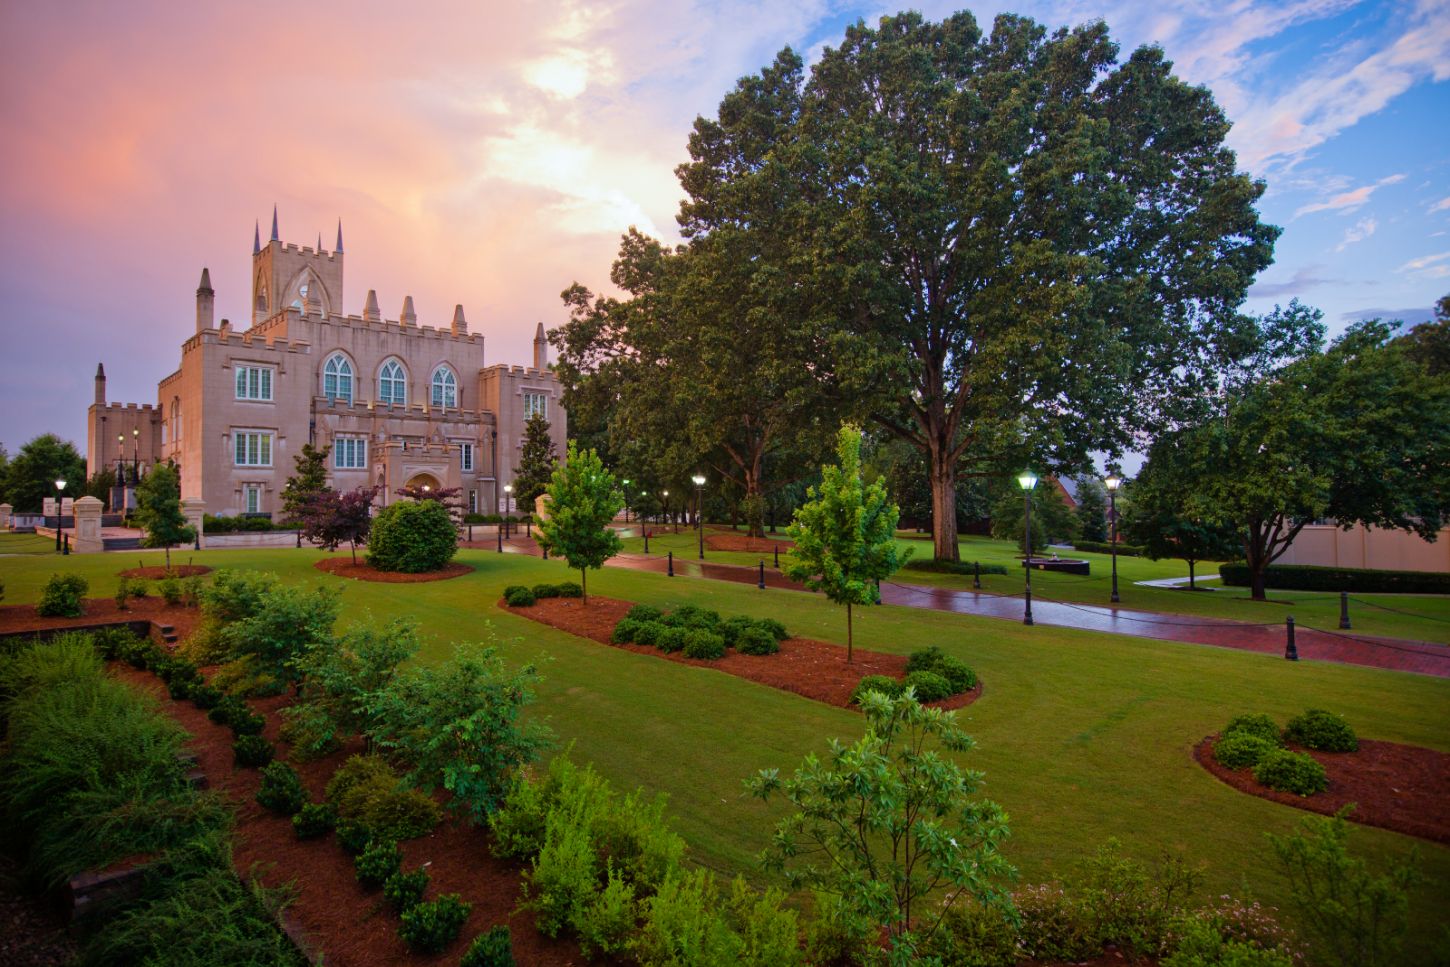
[498, 536, 1450, 679]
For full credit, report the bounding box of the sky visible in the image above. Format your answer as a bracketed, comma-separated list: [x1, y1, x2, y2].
[1, 0, 1447, 459]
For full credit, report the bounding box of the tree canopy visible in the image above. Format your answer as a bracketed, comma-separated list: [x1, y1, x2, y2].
[301, 486, 381, 563]
[535, 442, 624, 603]
[135, 462, 194, 568]
[2, 434, 86, 512]
[676, 11, 1279, 560]
[512, 414, 558, 514]
[281, 443, 331, 524]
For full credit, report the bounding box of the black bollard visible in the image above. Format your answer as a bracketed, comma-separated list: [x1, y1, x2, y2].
[973, 560, 981, 590]
[667, 551, 674, 577]
[758, 561, 765, 589]
[195, 531, 201, 551]
[773, 544, 779, 568]
[1023, 586, 1033, 626]
[1285, 616, 1298, 661]
[63, 534, 70, 556]
[496, 523, 503, 553]
[1339, 591, 1351, 630]
[296, 529, 302, 549]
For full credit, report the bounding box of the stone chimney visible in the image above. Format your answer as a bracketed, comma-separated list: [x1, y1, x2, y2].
[452, 304, 468, 336]
[196, 267, 215, 332]
[94, 362, 106, 406]
[533, 322, 548, 371]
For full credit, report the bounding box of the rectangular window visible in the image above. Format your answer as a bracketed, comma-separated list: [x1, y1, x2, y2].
[244, 484, 262, 514]
[460, 442, 474, 473]
[334, 436, 367, 470]
[233, 430, 274, 467]
[523, 392, 548, 420]
[235, 365, 274, 401]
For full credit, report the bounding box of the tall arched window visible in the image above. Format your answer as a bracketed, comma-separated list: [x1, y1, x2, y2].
[323, 353, 353, 403]
[378, 360, 407, 405]
[431, 365, 457, 407]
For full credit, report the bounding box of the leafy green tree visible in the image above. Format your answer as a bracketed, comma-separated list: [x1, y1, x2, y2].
[2, 434, 86, 512]
[513, 414, 558, 513]
[747, 689, 1014, 957]
[1398, 293, 1449, 376]
[1122, 455, 1240, 588]
[0, 441, 10, 504]
[1074, 479, 1109, 544]
[536, 442, 624, 603]
[678, 13, 1279, 562]
[134, 462, 194, 569]
[280, 443, 331, 524]
[989, 478, 1078, 555]
[365, 643, 550, 825]
[81, 467, 116, 507]
[783, 426, 904, 663]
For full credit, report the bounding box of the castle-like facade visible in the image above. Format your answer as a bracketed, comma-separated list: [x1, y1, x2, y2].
[87, 213, 565, 519]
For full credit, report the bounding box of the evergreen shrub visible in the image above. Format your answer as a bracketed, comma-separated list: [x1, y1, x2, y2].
[385, 867, 430, 912]
[902, 670, 953, 702]
[255, 762, 307, 815]
[1218, 562, 1450, 594]
[460, 925, 515, 967]
[1254, 749, 1327, 796]
[1284, 709, 1357, 752]
[36, 573, 88, 617]
[532, 583, 560, 598]
[626, 604, 663, 623]
[610, 619, 640, 644]
[368, 500, 458, 573]
[504, 586, 536, 607]
[682, 630, 726, 660]
[735, 625, 779, 655]
[399, 893, 473, 953]
[292, 802, 336, 839]
[1213, 733, 1275, 770]
[633, 621, 664, 646]
[231, 734, 275, 768]
[1223, 713, 1281, 744]
[850, 675, 903, 704]
[656, 627, 686, 653]
[355, 839, 403, 888]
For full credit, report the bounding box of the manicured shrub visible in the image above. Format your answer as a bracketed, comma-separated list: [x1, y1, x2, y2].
[735, 625, 780, 656]
[232, 734, 275, 768]
[611, 619, 640, 644]
[191, 685, 223, 710]
[1219, 561, 1450, 595]
[682, 630, 726, 660]
[555, 582, 583, 598]
[130, 579, 150, 598]
[1254, 749, 1328, 796]
[229, 708, 266, 737]
[326, 754, 395, 804]
[355, 839, 403, 888]
[756, 618, 788, 642]
[532, 583, 561, 598]
[1284, 709, 1358, 752]
[366, 787, 443, 841]
[906, 646, 977, 694]
[902, 670, 953, 703]
[850, 675, 903, 704]
[1213, 732, 1276, 770]
[209, 655, 287, 698]
[91, 626, 139, 660]
[719, 615, 755, 647]
[504, 586, 536, 607]
[627, 604, 663, 623]
[118, 636, 165, 671]
[37, 573, 88, 617]
[368, 499, 458, 573]
[633, 621, 664, 646]
[166, 676, 196, 701]
[157, 575, 184, 605]
[903, 558, 1009, 578]
[656, 627, 687, 653]
[292, 802, 337, 839]
[669, 605, 720, 630]
[207, 696, 247, 727]
[255, 761, 307, 815]
[385, 867, 430, 912]
[115, 578, 134, 610]
[1223, 713, 1281, 745]
[399, 893, 473, 953]
[336, 819, 373, 855]
[327, 754, 441, 840]
[1073, 540, 1147, 557]
[461, 925, 515, 967]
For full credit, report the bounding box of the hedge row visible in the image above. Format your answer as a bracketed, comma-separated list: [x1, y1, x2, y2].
[1218, 562, 1450, 595]
[1073, 540, 1146, 557]
[903, 559, 1009, 577]
[203, 513, 291, 533]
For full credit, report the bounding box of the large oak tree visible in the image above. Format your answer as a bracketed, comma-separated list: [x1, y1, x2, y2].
[678, 12, 1279, 559]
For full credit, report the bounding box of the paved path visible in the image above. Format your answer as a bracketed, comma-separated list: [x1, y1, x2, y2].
[495, 536, 1450, 678]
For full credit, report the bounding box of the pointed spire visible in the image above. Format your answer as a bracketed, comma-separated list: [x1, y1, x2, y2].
[270, 205, 279, 241]
[533, 321, 549, 370]
[197, 267, 213, 292]
[400, 295, 417, 327]
[451, 304, 468, 336]
[335, 219, 344, 253]
[253, 221, 261, 255]
[363, 289, 381, 323]
[317, 232, 323, 251]
[96, 362, 105, 379]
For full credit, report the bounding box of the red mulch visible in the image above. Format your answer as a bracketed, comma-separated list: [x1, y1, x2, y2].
[703, 532, 796, 554]
[0, 597, 202, 641]
[313, 559, 474, 583]
[1194, 735, 1450, 844]
[117, 565, 213, 579]
[503, 595, 982, 711]
[109, 665, 584, 967]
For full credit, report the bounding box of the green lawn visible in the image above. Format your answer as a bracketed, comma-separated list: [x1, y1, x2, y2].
[0, 531, 65, 556]
[4, 546, 1448, 960]
[617, 527, 1450, 644]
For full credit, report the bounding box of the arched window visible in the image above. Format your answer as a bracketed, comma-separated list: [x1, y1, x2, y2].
[431, 365, 457, 407]
[323, 353, 353, 403]
[379, 360, 407, 405]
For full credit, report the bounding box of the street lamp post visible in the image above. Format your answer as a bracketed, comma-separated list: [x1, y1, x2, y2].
[692, 474, 705, 559]
[1018, 471, 1038, 626]
[662, 490, 670, 532]
[132, 427, 140, 481]
[54, 479, 67, 551]
[503, 484, 513, 539]
[1105, 475, 1122, 604]
[622, 479, 630, 524]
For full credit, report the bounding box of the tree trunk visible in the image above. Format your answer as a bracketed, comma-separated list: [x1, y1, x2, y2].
[928, 445, 959, 562]
[350, 540, 358, 564]
[581, 568, 588, 605]
[846, 601, 853, 664]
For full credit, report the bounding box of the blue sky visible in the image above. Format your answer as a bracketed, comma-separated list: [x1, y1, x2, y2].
[0, 0, 1446, 456]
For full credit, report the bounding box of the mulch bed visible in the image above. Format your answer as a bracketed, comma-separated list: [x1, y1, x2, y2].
[109, 665, 583, 967]
[313, 559, 474, 583]
[0, 597, 202, 641]
[117, 565, 213, 579]
[503, 595, 982, 711]
[1194, 735, 1450, 844]
[703, 532, 795, 554]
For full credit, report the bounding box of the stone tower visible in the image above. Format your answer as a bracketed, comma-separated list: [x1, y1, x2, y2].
[195, 267, 214, 333]
[533, 322, 548, 370]
[94, 362, 105, 406]
[250, 206, 344, 325]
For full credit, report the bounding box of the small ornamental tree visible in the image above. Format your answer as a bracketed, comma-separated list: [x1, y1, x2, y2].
[513, 414, 558, 513]
[368, 499, 458, 573]
[302, 486, 380, 563]
[134, 462, 194, 569]
[1122, 464, 1239, 589]
[783, 426, 903, 663]
[281, 443, 331, 524]
[1074, 478, 1109, 544]
[747, 690, 1014, 956]
[535, 442, 623, 604]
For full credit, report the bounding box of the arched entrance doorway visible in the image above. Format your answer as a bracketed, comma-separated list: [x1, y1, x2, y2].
[403, 472, 442, 495]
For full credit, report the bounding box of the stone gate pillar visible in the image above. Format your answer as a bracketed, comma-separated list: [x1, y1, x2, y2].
[72, 496, 104, 554]
[182, 499, 205, 549]
[0, 503, 11, 530]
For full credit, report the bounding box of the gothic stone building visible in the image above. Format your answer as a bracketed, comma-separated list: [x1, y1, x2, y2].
[87, 215, 566, 518]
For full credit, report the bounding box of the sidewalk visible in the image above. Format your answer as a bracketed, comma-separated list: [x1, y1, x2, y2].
[503, 536, 1450, 679]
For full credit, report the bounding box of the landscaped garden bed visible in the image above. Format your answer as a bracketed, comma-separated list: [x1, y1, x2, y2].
[313, 558, 473, 583]
[118, 564, 213, 579]
[703, 530, 795, 554]
[0, 596, 201, 641]
[502, 593, 982, 711]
